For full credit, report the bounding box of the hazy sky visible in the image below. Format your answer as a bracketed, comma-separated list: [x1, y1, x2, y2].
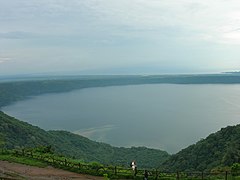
[0, 0, 240, 75]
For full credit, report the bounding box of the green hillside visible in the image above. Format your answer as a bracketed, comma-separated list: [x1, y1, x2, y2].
[1, 111, 240, 172]
[0, 111, 169, 168]
[162, 124, 240, 171]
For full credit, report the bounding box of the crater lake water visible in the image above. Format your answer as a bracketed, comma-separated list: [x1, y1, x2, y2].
[2, 84, 240, 153]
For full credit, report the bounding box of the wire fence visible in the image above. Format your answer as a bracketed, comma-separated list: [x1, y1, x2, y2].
[1, 148, 240, 180]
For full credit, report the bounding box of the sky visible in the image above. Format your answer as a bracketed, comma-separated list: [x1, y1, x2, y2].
[0, 0, 240, 76]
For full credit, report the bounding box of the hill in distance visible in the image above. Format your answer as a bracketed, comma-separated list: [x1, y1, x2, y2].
[162, 124, 240, 172]
[0, 111, 169, 168]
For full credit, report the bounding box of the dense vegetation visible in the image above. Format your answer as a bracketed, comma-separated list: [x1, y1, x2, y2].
[162, 124, 240, 172]
[2, 147, 239, 180]
[1, 75, 240, 171]
[0, 111, 169, 168]
[1, 110, 240, 172]
[1, 74, 240, 108]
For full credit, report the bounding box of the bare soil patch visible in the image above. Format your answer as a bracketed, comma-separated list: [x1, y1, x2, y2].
[0, 160, 104, 180]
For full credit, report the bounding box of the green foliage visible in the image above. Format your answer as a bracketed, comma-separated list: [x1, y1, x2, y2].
[32, 145, 54, 154]
[0, 133, 5, 148]
[0, 154, 48, 167]
[103, 173, 110, 180]
[1, 146, 239, 180]
[0, 111, 169, 168]
[1, 110, 240, 172]
[162, 125, 240, 172]
[232, 163, 240, 171]
[1, 77, 240, 171]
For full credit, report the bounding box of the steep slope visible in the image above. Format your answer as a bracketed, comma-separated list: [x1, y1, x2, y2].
[0, 111, 169, 168]
[0, 111, 51, 148]
[162, 124, 240, 171]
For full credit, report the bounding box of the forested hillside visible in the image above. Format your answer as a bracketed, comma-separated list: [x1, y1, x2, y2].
[1, 109, 240, 171]
[162, 124, 240, 171]
[0, 111, 169, 168]
[1, 74, 240, 108]
[1, 76, 240, 171]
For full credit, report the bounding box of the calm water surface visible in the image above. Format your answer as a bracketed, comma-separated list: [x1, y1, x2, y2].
[2, 84, 240, 153]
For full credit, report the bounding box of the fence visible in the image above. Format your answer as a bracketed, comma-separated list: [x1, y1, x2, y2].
[1, 148, 240, 180]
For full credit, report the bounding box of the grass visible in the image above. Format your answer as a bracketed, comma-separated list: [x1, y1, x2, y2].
[1, 148, 240, 180]
[0, 154, 48, 168]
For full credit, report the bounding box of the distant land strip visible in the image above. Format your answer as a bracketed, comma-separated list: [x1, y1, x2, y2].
[1, 74, 240, 108]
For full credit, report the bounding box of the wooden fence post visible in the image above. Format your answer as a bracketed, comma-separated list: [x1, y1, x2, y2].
[155, 169, 158, 180]
[65, 159, 67, 166]
[176, 171, 180, 180]
[225, 171, 228, 180]
[78, 163, 81, 170]
[114, 166, 117, 175]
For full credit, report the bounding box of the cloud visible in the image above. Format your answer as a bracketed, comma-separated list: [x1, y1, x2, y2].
[69, 0, 240, 44]
[0, 0, 240, 75]
[0, 31, 40, 39]
[0, 57, 12, 63]
[1, 0, 240, 44]
[225, 28, 240, 33]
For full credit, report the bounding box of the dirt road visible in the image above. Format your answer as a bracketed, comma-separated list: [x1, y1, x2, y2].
[0, 160, 104, 180]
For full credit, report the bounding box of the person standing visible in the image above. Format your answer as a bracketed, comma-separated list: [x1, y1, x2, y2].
[131, 160, 137, 176]
[144, 170, 149, 180]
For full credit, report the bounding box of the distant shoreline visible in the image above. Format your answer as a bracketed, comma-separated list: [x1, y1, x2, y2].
[1, 73, 240, 82]
[1, 74, 240, 108]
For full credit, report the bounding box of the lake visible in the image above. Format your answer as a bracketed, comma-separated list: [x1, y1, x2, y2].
[2, 84, 240, 153]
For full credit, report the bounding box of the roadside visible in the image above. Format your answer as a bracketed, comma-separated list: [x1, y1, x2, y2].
[0, 160, 104, 180]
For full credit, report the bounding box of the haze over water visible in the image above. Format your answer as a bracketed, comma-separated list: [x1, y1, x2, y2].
[3, 84, 240, 153]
